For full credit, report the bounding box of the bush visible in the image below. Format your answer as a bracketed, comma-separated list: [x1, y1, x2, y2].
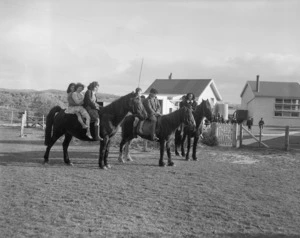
[201, 132, 219, 146]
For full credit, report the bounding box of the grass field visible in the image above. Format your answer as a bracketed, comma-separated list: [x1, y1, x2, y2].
[0, 126, 300, 237]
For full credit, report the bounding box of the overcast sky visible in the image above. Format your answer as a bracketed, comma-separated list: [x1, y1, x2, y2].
[0, 0, 299, 103]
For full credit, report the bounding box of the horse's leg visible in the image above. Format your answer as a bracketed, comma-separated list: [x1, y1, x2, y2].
[181, 132, 187, 157]
[185, 133, 192, 161]
[124, 140, 133, 162]
[43, 132, 64, 164]
[159, 140, 166, 167]
[118, 137, 128, 163]
[62, 133, 73, 165]
[174, 130, 181, 156]
[99, 135, 109, 169]
[192, 136, 199, 161]
[166, 138, 175, 166]
[104, 139, 111, 169]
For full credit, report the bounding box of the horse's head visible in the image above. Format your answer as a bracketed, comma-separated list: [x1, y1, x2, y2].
[182, 107, 196, 128]
[199, 99, 213, 122]
[128, 92, 148, 120]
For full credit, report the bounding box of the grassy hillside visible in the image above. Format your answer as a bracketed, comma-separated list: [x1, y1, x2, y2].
[0, 88, 119, 117]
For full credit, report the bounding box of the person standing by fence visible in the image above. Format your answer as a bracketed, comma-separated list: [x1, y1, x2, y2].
[259, 118, 265, 130]
[247, 117, 253, 131]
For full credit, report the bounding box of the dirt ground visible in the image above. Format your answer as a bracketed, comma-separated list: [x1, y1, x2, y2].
[0, 126, 300, 238]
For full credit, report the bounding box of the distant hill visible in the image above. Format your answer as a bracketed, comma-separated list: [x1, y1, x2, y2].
[0, 88, 119, 116]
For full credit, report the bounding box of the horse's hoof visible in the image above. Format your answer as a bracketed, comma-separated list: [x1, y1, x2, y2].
[118, 158, 125, 163]
[106, 165, 112, 169]
[168, 161, 175, 166]
[43, 160, 49, 165]
[100, 166, 108, 170]
[185, 157, 190, 161]
[126, 158, 133, 162]
[193, 157, 198, 161]
[66, 162, 73, 166]
[159, 161, 166, 167]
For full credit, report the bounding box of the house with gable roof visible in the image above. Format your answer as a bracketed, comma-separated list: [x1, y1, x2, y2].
[143, 79, 222, 115]
[240, 75, 300, 127]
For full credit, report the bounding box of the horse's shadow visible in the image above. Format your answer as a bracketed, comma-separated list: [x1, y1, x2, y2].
[0, 148, 164, 168]
[0, 139, 44, 145]
[0, 150, 118, 169]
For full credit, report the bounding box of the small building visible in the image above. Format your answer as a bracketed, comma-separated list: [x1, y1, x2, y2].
[240, 76, 300, 127]
[143, 79, 222, 115]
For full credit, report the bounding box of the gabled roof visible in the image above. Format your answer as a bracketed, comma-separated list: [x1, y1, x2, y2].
[241, 81, 300, 98]
[144, 79, 222, 100]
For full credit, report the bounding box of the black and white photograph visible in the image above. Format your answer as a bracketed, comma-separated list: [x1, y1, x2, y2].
[1, 0, 300, 237]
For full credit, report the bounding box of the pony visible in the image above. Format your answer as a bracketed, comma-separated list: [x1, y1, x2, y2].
[175, 99, 213, 161]
[43, 92, 144, 169]
[119, 106, 196, 167]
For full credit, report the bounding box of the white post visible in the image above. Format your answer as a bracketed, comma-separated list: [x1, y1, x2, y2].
[20, 111, 26, 137]
[42, 115, 45, 130]
[211, 122, 218, 137]
[143, 140, 148, 152]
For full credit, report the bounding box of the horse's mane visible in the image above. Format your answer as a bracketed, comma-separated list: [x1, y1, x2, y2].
[194, 100, 211, 127]
[100, 92, 134, 115]
[194, 101, 204, 123]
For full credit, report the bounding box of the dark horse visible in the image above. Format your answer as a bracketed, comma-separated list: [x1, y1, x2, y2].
[175, 99, 213, 161]
[119, 106, 196, 167]
[44, 92, 144, 169]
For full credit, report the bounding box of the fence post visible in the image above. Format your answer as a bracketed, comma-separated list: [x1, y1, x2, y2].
[239, 123, 243, 147]
[20, 111, 26, 137]
[232, 123, 238, 148]
[285, 126, 290, 151]
[259, 127, 262, 148]
[211, 122, 218, 137]
[143, 140, 148, 152]
[11, 110, 14, 124]
[26, 110, 29, 128]
[42, 115, 45, 130]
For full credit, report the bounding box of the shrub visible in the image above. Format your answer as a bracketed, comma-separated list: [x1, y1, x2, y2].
[201, 132, 219, 146]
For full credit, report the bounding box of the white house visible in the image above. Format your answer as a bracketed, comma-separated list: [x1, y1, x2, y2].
[143, 79, 222, 115]
[240, 76, 300, 127]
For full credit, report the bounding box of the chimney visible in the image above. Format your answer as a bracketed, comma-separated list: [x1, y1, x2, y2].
[256, 75, 260, 92]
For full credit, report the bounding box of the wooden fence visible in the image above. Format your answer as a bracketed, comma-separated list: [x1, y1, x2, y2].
[205, 123, 300, 151]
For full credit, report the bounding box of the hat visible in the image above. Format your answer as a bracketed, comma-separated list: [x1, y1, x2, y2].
[150, 88, 158, 94]
[135, 87, 142, 93]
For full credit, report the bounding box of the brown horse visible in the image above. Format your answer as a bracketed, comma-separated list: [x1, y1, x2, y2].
[43, 92, 144, 169]
[119, 106, 196, 167]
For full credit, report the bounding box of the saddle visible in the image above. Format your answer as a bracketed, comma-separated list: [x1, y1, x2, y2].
[134, 117, 161, 138]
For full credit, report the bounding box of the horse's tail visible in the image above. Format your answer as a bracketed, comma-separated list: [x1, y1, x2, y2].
[44, 106, 62, 146]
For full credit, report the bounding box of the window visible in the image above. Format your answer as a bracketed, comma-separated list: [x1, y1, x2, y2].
[274, 98, 300, 118]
